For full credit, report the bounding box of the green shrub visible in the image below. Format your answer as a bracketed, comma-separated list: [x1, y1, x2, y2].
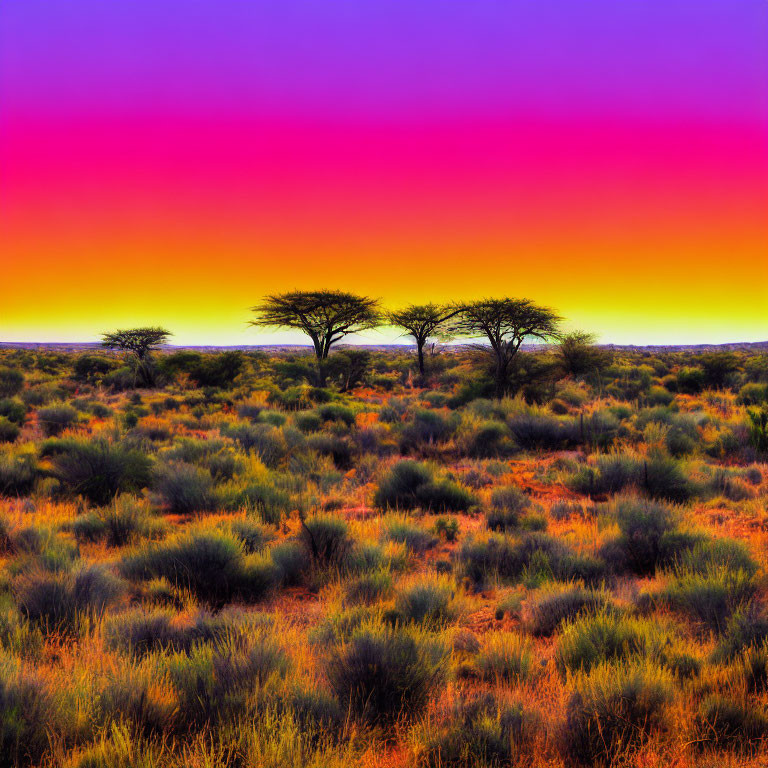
[324, 624, 448, 726]
[564, 661, 673, 765]
[343, 569, 393, 605]
[474, 631, 533, 682]
[0, 650, 63, 768]
[459, 532, 605, 589]
[487, 485, 530, 531]
[0, 417, 19, 444]
[168, 632, 290, 728]
[394, 579, 455, 625]
[525, 584, 609, 636]
[0, 368, 24, 398]
[104, 606, 256, 657]
[613, 497, 675, 575]
[713, 605, 768, 662]
[747, 405, 768, 453]
[37, 403, 78, 436]
[43, 438, 152, 505]
[460, 420, 514, 458]
[0, 398, 26, 426]
[662, 566, 756, 632]
[508, 412, 577, 450]
[154, 462, 217, 514]
[72, 495, 163, 548]
[568, 453, 691, 502]
[0, 446, 38, 497]
[374, 460, 474, 512]
[14, 564, 125, 632]
[384, 518, 438, 553]
[738, 382, 768, 406]
[693, 695, 768, 753]
[399, 409, 454, 452]
[120, 530, 273, 605]
[415, 691, 540, 768]
[223, 423, 288, 467]
[299, 514, 352, 569]
[556, 612, 671, 674]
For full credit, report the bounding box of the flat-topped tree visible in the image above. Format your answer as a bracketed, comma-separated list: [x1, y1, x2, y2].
[101, 327, 172, 387]
[250, 291, 382, 386]
[388, 303, 459, 377]
[448, 298, 561, 398]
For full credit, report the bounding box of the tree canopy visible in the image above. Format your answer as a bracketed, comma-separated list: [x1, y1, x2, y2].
[447, 298, 561, 397]
[250, 290, 382, 385]
[388, 303, 458, 376]
[101, 327, 172, 360]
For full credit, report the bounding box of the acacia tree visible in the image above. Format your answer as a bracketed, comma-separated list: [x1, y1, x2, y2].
[101, 327, 171, 360]
[101, 327, 172, 386]
[388, 303, 459, 377]
[249, 291, 382, 386]
[448, 298, 561, 398]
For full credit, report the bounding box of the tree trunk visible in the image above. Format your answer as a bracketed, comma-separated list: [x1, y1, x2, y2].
[315, 356, 326, 387]
[494, 355, 508, 400]
[417, 342, 425, 377]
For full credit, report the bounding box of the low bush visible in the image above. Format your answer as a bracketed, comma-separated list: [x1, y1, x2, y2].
[43, 438, 152, 505]
[384, 518, 438, 554]
[168, 631, 290, 728]
[508, 412, 578, 450]
[0, 367, 24, 398]
[324, 624, 448, 726]
[0, 650, 64, 767]
[154, 462, 218, 514]
[661, 566, 756, 632]
[393, 578, 456, 625]
[459, 532, 606, 589]
[414, 691, 540, 768]
[713, 604, 768, 662]
[0, 446, 38, 496]
[343, 569, 393, 605]
[14, 564, 126, 632]
[72, 495, 163, 547]
[524, 584, 610, 636]
[556, 612, 672, 674]
[37, 403, 78, 436]
[299, 514, 352, 569]
[459, 420, 514, 458]
[120, 530, 275, 605]
[693, 695, 768, 753]
[564, 661, 673, 765]
[613, 496, 676, 575]
[487, 485, 531, 531]
[0, 417, 19, 444]
[568, 453, 691, 502]
[474, 631, 534, 682]
[374, 460, 474, 512]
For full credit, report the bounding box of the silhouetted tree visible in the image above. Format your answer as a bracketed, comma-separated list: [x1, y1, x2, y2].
[250, 291, 381, 386]
[101, 327, 171, 387]
[101, 328, 171, 361]
[448, 298, 561, 398]
[558, 331, 612, 378]
[388, 303, 458, 377]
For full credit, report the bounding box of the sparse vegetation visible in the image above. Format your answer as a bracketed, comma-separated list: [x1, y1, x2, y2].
[0, 339, 765, 766]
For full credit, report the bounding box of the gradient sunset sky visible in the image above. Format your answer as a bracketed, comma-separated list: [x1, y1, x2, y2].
[1, 1, 767, 346]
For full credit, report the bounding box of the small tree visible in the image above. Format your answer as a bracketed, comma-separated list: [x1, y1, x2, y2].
[448, 298, 561, 398]
[388, 304, 458, 377]
[558, 331, 612, 378]
[249, 291, 381, 387]
[101, 327, 171, 387]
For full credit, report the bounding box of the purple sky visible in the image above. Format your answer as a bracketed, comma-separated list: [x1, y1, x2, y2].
[3, 1, 767, 119]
